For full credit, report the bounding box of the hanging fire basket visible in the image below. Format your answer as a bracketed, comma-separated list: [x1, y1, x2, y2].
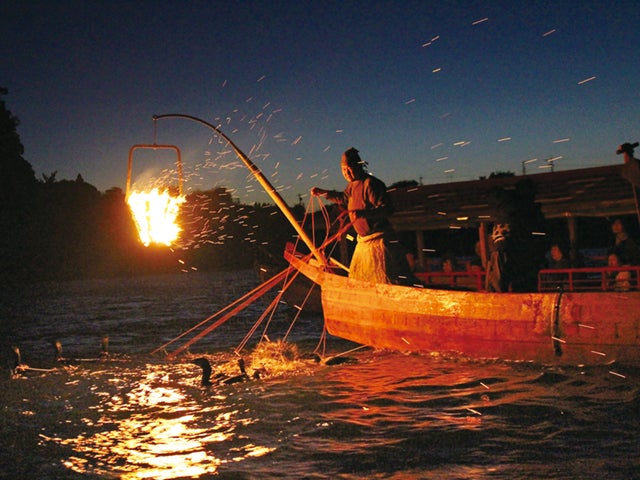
[126, 143, 183, 198]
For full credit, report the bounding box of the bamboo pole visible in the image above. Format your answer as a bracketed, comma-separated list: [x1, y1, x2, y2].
[153, 114, 326, 265]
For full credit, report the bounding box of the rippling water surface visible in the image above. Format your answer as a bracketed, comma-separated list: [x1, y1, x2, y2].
[1, 271, 639, 479]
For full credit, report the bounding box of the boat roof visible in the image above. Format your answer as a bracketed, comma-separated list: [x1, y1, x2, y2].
[388, 164, 635, 231]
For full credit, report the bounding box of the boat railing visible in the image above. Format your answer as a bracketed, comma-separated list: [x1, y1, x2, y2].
[538, 266, 640, 292]
[415, 270, 485, 291]
[414, 266, 640, 292]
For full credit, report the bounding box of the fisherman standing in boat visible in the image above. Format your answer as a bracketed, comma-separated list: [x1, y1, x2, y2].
[311, 147, 413, 285]
[485, 179, 547, 292]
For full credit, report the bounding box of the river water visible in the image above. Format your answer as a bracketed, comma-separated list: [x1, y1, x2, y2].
[1, 270, 639, 479]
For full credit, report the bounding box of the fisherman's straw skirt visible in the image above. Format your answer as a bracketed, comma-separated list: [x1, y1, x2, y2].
[349, 232, 392, 284]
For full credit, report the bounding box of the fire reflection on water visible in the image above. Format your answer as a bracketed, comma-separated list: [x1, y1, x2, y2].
[5, 272, 639, 479]
[42, 365, 274, 478]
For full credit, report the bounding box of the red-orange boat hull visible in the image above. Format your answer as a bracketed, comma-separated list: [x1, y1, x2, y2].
[286, 248, 640, 366]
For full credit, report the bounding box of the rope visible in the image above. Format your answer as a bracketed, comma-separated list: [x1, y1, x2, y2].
[155, 200, 354, 359]
[235, 200, 351, 355]
[151, 266, 293, 357]
[280, 280, 318, 343]
[234, 261, 310, 354]
[322, 344, 369, 362]
[313, 325, 328, 358]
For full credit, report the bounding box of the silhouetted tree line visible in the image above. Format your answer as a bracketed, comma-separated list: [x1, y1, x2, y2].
[0, 88, 300, 287]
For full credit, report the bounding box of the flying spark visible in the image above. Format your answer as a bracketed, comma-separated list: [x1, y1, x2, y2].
[422, 35, 440, 47]
[578, 76, 596, 85]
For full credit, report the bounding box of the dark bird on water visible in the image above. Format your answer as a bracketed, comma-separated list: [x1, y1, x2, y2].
[192, 357, 255, 387]
[192, 357, 214, 386]
[225, 358, 250, 384]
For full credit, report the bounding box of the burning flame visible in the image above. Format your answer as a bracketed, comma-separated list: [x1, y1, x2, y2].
[127, 188, 185, 246]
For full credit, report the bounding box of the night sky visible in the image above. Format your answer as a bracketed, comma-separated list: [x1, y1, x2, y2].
[2, 1, 639, 205]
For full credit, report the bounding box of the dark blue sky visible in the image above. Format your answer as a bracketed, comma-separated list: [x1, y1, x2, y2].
[2, 1, 639, 204]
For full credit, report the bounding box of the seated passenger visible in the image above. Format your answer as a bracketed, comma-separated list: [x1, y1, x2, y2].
[542, 243, 571, 289]
[468, 240, 485, 272]
[607, 253, 631, 291]
[547, 243, 570, 269]
[610, 218, 640, 266]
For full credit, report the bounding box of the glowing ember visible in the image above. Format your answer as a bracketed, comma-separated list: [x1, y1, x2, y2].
[127, 188, 185, 246]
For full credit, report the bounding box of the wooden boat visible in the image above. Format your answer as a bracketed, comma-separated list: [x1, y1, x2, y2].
[285, 244, 640, 366]
[277, 164, 640, 366]
[150, 114, 640, 366]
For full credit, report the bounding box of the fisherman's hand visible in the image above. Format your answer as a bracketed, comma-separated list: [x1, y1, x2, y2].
[311, 187, 325, 197]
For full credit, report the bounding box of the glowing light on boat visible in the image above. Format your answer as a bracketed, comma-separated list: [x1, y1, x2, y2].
[127, 188, 185, 246]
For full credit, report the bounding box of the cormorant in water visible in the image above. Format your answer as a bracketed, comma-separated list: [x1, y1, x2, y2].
[192, 357, 256, 387]
[192, 357, 214, 386]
